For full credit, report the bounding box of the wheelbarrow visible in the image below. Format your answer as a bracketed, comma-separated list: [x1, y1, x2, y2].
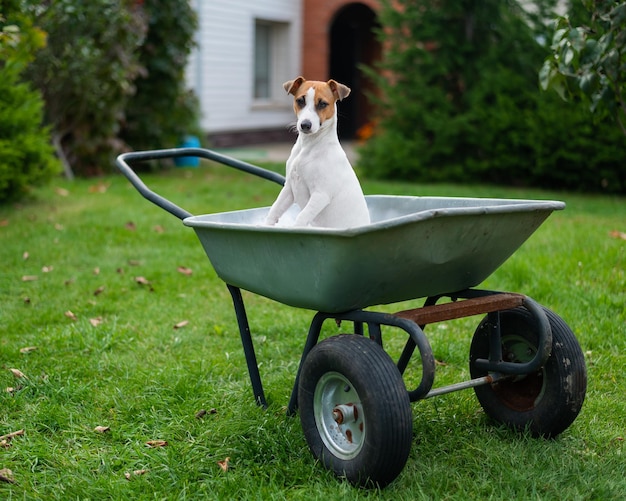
[116, 148, 587, 488]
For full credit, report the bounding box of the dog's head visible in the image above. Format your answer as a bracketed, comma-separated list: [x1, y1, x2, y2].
[283, 77, 350, 135]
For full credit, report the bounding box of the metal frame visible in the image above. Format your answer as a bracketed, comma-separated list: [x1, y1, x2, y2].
[116, 148, 554, 414]
[225, 283, 552, 414]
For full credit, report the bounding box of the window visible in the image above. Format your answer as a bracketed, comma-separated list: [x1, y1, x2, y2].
[254, 19, 289, 102]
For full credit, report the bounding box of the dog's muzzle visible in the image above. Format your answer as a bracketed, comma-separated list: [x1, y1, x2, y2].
[299, 119, 313, 133]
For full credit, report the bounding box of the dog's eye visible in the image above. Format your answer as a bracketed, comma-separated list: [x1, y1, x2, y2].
[317, 100, 329, 110]
[296, 97, 306, 108]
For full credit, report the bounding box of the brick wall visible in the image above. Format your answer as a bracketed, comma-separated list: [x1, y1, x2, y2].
[302, 0, 379, 80]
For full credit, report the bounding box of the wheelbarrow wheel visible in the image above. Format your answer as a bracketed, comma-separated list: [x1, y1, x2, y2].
[298, 334, 412, 488]
[469, 306, 587, 438]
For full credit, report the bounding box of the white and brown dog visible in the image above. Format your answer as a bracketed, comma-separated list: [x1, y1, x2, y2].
[264, 77, 370, 228]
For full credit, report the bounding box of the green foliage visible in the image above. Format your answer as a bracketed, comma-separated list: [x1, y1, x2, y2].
[0, 10, 61, 203]
[360, 0, 626, 194]
[120, 0, 200, 151]
[21, 0, 147, 175]
[540, 1, 626, 136]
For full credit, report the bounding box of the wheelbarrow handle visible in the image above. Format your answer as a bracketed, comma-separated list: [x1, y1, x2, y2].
[115, 147, 286, 220]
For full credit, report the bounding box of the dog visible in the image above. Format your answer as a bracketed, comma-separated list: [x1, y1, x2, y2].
[264, 77, 370, 229]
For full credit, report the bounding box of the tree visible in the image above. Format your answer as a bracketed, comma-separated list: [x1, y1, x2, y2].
[540, 1, 626, 136]
[120, 0, 200, 152]
[358, 0, 626, 193]
[23, 0, 147, 176]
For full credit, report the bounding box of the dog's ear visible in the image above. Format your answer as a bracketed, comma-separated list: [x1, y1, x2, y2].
[283, 76, 306, 95]
[327, 80, 351, 101]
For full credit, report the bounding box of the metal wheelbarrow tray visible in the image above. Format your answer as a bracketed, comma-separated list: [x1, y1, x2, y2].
[117, 148, 587, 489]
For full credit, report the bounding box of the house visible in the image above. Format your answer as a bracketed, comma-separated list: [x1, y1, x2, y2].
[185, 0, 380, 146]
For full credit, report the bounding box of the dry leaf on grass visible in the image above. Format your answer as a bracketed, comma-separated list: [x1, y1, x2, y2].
[19, 346, 37, 354]
[9, 369, 27, 379]
[94, 285, 105, 296]
[6, 386, 23, 394]
[145, 440, 168, 448]
[125, 221, 136, 231]
[135, 276, 151, 286]
[177, 266, 193, 276]
[42, 266, 54, 273]
[124, 469, 148, 480]
[609, 230, 626, 240]
[22, 251, 29, 260]
[55, 187, 69, 197]
[153, 225, 164, 233]
[21, 275, 38, 282]
[89, 317, 103, 327]
[89, 182, 110, 193]
[173, 320, 189, 330]
[0, 430, 24, 442]
[0, 219, 8, 227]
[0, 468, 15, 484]
[94, 426, 110, 433]
[217, 457, 230, 472]
[65, 310, 77, 321]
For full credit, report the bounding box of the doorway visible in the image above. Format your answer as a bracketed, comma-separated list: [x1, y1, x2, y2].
[329, 3, 380, 139]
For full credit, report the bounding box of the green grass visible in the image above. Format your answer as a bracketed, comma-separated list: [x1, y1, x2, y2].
[1, 162, 625, 499]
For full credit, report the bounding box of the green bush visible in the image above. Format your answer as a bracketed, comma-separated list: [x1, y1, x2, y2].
[0, 14, 60, 203]
[22, 0, 146, 176]
[360, 0, 626, 194]
[120, 0, 200, 152]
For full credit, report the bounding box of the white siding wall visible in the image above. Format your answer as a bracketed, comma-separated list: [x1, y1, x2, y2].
[187, 0, 302, 134]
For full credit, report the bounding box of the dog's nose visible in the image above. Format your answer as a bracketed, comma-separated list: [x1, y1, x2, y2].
[300, 120, 312, 133]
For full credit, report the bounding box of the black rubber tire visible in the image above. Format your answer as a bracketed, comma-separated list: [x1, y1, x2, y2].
[298, 334, 412, 488]
[469, 306, 587, 438]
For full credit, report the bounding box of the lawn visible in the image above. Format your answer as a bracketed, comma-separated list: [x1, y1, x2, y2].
[1, 159, 625, 500]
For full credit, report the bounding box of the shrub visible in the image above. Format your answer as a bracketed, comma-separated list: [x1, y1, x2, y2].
[22, 0, 147, 176]
[0, 12, 60, 203]
[360, 0, 626, 194]
[120, 0, 200, 152]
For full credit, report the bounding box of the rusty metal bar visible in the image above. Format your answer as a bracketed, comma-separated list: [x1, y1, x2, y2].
[394, 293, 525, 326]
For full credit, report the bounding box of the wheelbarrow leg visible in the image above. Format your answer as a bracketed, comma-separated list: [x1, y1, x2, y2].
[227, 284, 267, 408]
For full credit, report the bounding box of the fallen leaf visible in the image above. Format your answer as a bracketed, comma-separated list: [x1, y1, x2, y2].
[42, 265, 54, 273]
[21, 275, 38, 282]
[0, 430, 24, 441]
[19, 346, 37, 354]
[9, 369, 27, 379]
[217, 457, 230, 472]
[88, 182, 110, 193]
[93, 267, 100, 275]
[23, 297, 31, 304]
[94, 426, 110, 433]
[153, 225, 164, 233]
[65, 310, 77, 321]
[128, 259, 141, 266]
[55, 187, 69, 197]
[609, 230, 626, 240]
[124, 469, 148, 480]
[195, 409, 207, 419]
[89, 317, 103, 327]
[54, 223, 64, 231]
[94, 285, 105, 296]
[0, 219, 8, 227]
[5, 386, 22, 394]
[125, 221, 136, 231]
[177, 266, 193, 276]
[22, 251, 29, 260]
[135, 276, 150, 286]
[0, 468, 15, 484]
[145, 440, 168, 448]
[0, 440, 9, 448]
[173, 320, 189, 330]
[64, 278, 76, 286]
